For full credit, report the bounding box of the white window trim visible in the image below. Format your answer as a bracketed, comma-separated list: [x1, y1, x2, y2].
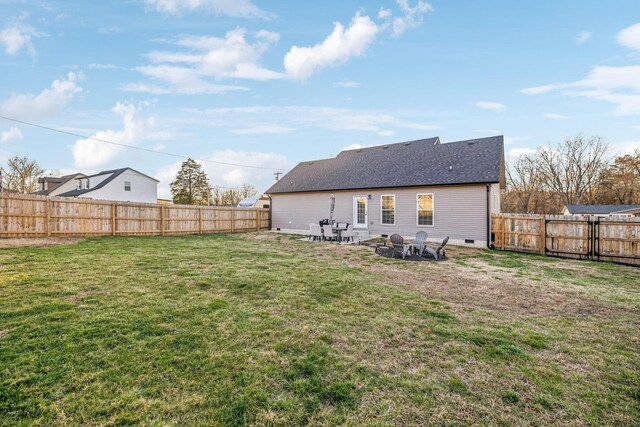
[380, 194, 396, 225]
[416, 193, 435, 227]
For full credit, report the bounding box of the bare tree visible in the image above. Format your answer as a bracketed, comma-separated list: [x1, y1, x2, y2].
[505, 154, 546, 213]
[239, 184, 258, 199]
[2, 156, 44, 193]
[210, 186, 223, 206]
[221, 188, 241, 206]
[536, 135, 609, 206]
[594, 149, 640, 204]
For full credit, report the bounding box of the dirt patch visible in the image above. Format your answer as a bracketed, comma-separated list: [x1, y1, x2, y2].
[255, 235, 630, 318]
[0, 237, 83, 248]
[67, 290, 94, 304]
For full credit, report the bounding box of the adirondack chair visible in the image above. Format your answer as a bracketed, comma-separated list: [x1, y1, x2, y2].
[424, 236, 449, 260]
[390, 234, 411, 259]
[414, 231, 428, 256]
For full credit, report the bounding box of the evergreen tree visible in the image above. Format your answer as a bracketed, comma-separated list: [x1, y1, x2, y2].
[170, 159, 211, 205]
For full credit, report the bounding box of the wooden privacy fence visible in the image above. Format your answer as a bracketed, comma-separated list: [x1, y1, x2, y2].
[0, 193, 270, 238]
[491, 214, 640, 266]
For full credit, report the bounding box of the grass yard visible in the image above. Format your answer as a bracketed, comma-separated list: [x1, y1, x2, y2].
[1, 233, 639, 426]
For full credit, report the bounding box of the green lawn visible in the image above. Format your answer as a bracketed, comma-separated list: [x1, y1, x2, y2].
[1, 233, 639, 426]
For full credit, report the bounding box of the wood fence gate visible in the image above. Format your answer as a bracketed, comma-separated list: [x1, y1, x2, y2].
[491, 214, 640, 266]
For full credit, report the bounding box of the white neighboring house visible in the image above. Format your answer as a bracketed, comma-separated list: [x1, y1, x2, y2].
[34, 173, 87, 197]
[56, 168, 159, 203]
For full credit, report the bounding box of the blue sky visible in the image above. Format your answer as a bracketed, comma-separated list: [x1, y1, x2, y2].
[1, 0, 639, 197]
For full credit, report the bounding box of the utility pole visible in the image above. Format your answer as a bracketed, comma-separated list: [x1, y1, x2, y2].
[274, 171, 282, 181]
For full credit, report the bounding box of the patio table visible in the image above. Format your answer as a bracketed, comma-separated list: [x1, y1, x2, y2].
[332, 226, 348, 242]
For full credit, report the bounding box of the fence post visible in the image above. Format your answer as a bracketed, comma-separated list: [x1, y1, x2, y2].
[111, 204, 116, 236]
[256, 209, 260, 231]
[198, 207, 203, 234]
[539, 217, 545, 254]
[46, 198, 51, 237]
[160, 205, 165, 236]
[231, 209, 235, 233]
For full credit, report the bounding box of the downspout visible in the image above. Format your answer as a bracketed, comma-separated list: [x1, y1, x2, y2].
[267, 195, 273, 230]
[486, 184, 492, 249]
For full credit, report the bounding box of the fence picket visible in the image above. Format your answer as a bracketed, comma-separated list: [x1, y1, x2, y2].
[0, 193, 269, 238]
[491, 213, 640, 266]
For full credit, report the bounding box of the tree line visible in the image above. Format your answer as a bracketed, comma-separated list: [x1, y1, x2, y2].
[169, 158, 259, 206]
[504, 134, 640, 214]
[0, 156, 260, 207]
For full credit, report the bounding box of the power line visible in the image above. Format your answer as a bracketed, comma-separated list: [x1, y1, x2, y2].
[0, 114, 283, 172]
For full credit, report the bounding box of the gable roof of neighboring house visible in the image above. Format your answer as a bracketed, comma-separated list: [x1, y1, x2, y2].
[565, 204, 640, 215]
[266, 135, 505, 194]
[32, 173, 85, 196]
[58, 167, 159, 197]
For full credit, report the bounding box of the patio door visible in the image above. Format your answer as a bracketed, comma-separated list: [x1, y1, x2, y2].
[353, 196, 368, 228]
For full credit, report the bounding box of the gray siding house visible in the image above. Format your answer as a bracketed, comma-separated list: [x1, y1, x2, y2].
[266, 135, 505, 247]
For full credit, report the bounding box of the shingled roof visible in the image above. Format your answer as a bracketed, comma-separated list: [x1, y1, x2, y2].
[32, 173, 85, 196]
[565, 204, 640, 215]
[58, 167, 158, 197]
[266, 135, 505, 194]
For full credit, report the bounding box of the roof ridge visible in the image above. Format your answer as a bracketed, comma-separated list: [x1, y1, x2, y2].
[339, 136, 440, 154]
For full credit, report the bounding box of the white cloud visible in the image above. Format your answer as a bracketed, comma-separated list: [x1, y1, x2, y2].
[520, 83, 567, 95]
[71, 102, 170, 169]
[98, 26, 123, 34]
[508, 147, 536, 157]
[189, 105, 440, 136]
[332, 80, 360, 88]
[127, 28, 282, 93]
[0, 72, 82, 120]
[632, 125, 640, 130]
[0, 21, 44, 56]
[378, 8, 392, 20]
[611, 140, 640, 155]
[521, 23, 640, 115]
[544, 113, 571, 120]
[522, 65, 640, 115]
[125, 65, 250, 94]
[154, 150, 288, 198]
[284, 13, 379, 80]
[616, 22, 640, 50]
[389, 0, 433, 37]
[143, 0, 272, 19]
[576, 31, 591, 44]
[504, 136, 531, 145]
[339, 143, 380, 152]
[87, 63, 118, 69]
[1, 127, 23, 143]
[230, 124, 293, 135]
[474, 101, 507, 112]
[181, 105, 439, 136]
[293, 107, 438, 135]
